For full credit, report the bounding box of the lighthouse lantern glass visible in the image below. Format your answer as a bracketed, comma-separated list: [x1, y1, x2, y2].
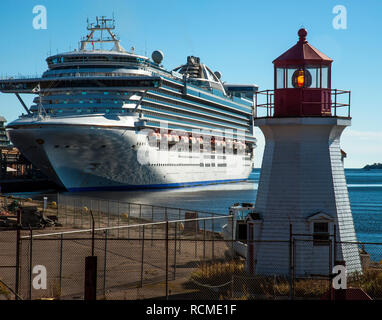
[321, 66, 329, 88]
[275, 65, 330, 89]
[276, 68, 284, 89]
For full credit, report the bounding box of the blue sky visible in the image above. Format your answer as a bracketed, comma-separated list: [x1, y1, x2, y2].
[0, 0, 381, 167]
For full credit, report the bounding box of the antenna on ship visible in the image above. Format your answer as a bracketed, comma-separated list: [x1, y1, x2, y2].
[80, 15, 124, 52]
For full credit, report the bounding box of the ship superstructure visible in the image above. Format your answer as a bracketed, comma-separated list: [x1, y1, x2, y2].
[0, 17, 258, 191]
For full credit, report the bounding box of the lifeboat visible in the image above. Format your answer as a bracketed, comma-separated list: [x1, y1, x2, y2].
[148, 131, 161, 141]
[161, 133, 169, 142]
[180, 135, 189, 143]
[237, 141, 246, 150]
[172, 134, 180, 143]
[168, 132, 175, 142]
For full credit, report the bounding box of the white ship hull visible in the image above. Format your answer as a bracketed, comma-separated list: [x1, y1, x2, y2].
[8, 116, 253, 191]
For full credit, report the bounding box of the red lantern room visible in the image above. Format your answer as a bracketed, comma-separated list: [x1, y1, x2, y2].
[273, 28, 333, 117]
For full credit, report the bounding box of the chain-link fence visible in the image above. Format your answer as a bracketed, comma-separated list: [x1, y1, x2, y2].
[2, 214, 234, 300]
[1, 194, 382, 300]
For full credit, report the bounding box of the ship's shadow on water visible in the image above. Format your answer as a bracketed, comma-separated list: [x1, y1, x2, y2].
[73, 180, 258, 215]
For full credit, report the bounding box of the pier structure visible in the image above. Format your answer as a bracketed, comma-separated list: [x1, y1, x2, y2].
[249, 29, 362, 276]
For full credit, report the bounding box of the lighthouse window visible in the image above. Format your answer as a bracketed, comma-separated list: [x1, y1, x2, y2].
[306, 67, 318, 88]
[276, 68, 285, 89]
[313, 222, 329, 246]
[321, 66, 329, 88]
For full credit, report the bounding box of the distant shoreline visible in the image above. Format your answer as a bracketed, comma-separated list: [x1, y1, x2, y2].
[363, 163, 382, 170]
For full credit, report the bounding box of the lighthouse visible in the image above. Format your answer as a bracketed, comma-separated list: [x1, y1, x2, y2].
[250, 29, 362, 276]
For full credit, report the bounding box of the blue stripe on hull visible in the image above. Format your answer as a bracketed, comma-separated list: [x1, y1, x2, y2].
[67, 178, 247, 192]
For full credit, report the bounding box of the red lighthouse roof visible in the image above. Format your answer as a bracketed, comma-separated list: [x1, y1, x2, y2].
[273, 29, 333, 66]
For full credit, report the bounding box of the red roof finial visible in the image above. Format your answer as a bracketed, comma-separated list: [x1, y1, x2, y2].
[298, 28, 308, 43]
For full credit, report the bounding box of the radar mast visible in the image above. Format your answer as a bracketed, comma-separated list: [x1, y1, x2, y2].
[80, 16, 125, 52]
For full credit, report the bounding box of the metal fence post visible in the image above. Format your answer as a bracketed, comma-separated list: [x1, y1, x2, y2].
[89, 199, 93, 229]
[333, 225, 337, 263]
[107, 200, 110, 228]
[212, 213, 215, 261]
[117, 201, 120, 239]
[28, 227, 33, 300]
[139, 204, 142, 243]
[80, 198, 83, 229]
[15, 208, 21, 300]
[103, 230, 108, 297]
[59, 233, 63, 297]
[173, 222, 177, 280]
[65, 196, 68, 226]
[128, 203, 131, 240]
[292, 238, 296, 299]
[151, 206, 154, 247]
[231, 215, 235, 260]
[289, 224, 293, 300]
[98, 199, 101, 229]
[165, 220, 169, 300]
[203, 219, 206, 261]
[329, 239, 333, 291]
[140, 225, 145, 288]
[73, 198, 76, 226]
[56, 192, 60, 220]
[194, 214, 197, 258]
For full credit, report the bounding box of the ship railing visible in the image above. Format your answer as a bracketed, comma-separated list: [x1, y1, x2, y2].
[0, 74, 41, 80]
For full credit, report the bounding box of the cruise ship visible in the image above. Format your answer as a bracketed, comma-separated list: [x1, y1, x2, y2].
[0, 17, 258, 191]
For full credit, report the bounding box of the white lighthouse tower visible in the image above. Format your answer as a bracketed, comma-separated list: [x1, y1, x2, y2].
[251, 29, 362, 276]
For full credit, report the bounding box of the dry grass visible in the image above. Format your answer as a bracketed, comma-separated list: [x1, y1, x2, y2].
[190, 259, 245, 286]
[348, 269, 382, 298]
[190, 261, 332, 299]
[190, 263, 382, 300]
[0, 281, 11, 300]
